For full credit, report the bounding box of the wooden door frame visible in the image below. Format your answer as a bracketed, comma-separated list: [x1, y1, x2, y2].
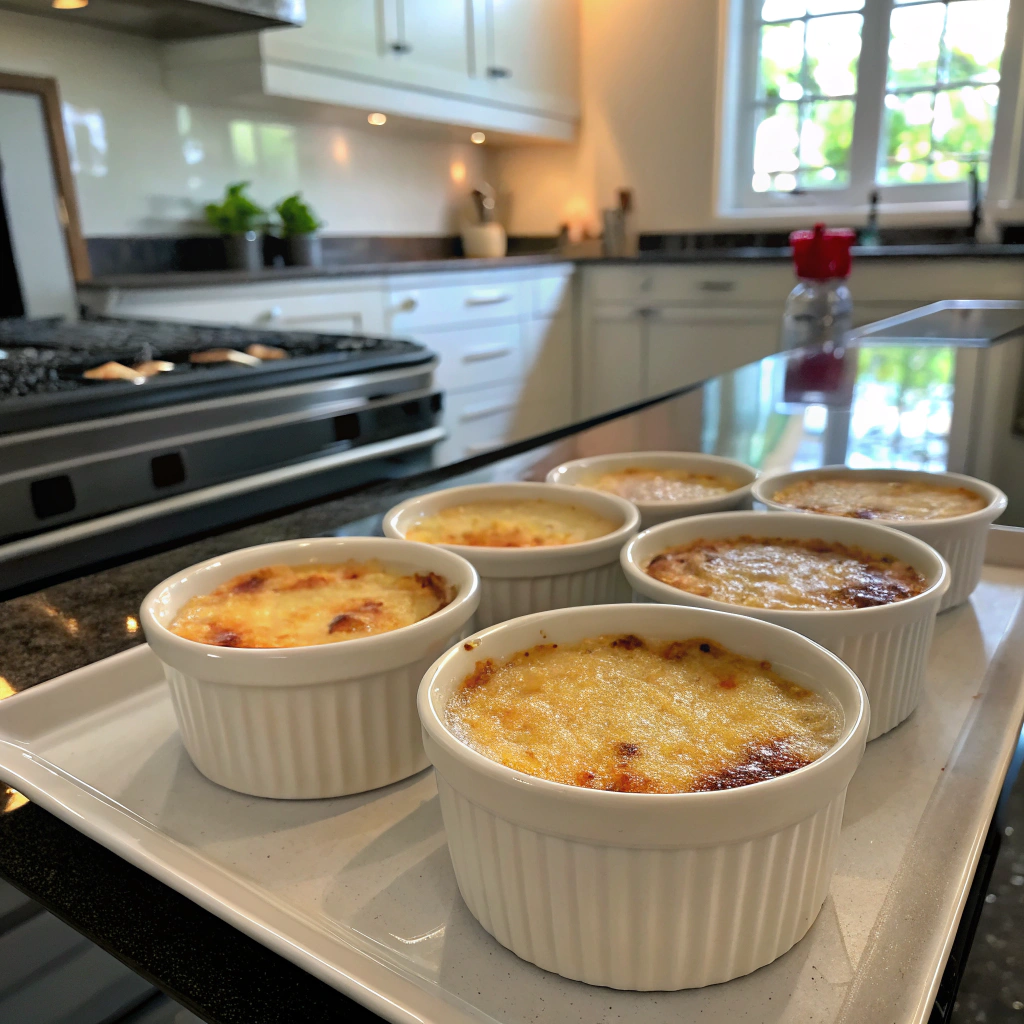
[0, 70, 90, 282]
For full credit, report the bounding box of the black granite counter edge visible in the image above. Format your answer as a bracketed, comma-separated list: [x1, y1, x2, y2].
[79, 244, 1024, 291]
[79, 252, 572, 291]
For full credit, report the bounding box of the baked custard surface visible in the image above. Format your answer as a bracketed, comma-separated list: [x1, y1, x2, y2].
[169, 560, 451, 648]
[446, 635, 841, 793]
[584, 466, 738, 503]
[772, 478, 986, 522]
[406, 499, 617, 547]
[646, 536, 927, 610]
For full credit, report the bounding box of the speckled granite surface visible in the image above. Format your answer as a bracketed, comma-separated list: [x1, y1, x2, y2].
[953, 751, 1024, 1024]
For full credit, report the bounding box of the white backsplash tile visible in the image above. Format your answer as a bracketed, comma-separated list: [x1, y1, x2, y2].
[0, 9, 486, 237]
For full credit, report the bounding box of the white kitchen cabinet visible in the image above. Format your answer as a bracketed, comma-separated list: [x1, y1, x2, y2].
[397, 0, 473, 79]
[645, 307, 780, 400]
[580, 265, 786, 417]
[584, 310, 645, 417]
[164, 0, 578, 141]
[82, 279, 388, 335]
[387, 264, 575, 461]
[473, 0, 580, 118]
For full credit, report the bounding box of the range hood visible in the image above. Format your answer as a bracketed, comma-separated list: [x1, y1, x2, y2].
[0, 0, 304, 39]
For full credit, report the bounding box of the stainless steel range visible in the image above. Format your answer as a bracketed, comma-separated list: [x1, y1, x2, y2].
[0, 316, 443, 594]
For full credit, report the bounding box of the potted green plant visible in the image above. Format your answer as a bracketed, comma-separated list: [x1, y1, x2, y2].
[275, 193, 324, 267]
[204, 182, 267, 272]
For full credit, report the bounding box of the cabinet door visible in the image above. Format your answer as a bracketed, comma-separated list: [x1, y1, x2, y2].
[396, 0, 472, 79]
[584, 313, 644, 417]
[482, 0, 579, 112]
[522, 315, 573, 418]
[270, 0, 384, 62]
[645, 308, 779, 400]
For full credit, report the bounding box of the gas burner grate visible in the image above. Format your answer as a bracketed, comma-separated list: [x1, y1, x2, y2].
[0, 316, 423, 402]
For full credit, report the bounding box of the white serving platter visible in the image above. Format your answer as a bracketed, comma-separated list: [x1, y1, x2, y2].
[2, 528, 1024, 1024]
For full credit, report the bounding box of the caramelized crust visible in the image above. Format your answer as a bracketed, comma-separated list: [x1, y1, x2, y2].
[772, 478, 986, 522]
[406, 499, 617, 548]
[169, 560, 452, 648]
[584, 467, 738, 503]
[646, 536, 926, 610]
[446, 635, 840, 794]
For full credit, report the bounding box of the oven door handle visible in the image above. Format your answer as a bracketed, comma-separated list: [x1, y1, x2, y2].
[0, 427, 446, 563]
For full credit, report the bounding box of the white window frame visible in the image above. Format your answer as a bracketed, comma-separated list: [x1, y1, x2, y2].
[715, 0, 1024, 222]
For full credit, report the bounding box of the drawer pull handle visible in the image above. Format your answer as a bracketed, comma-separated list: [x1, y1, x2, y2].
[459, 402, 514, 421]
[462, 345, 513, 362]
[465, 291, 513, 306]
[699, 280, 736, 292]
[394, 297, 418, 313]
[257, 305, 283, 323]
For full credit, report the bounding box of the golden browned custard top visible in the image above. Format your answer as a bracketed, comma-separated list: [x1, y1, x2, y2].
[646, 536, 927, 610]
[169, 560, 451, 648]
[446, 635, 841, 793]
[405, 499, 617, 548]
[583, 466, 739, 504]
[772, 477, 986, 522]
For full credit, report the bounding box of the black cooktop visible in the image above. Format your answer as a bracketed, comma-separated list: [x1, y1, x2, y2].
[0, 316, 433, 435]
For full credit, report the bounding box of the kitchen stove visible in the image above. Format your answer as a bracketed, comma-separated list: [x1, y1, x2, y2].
[0, 316, 444, 595]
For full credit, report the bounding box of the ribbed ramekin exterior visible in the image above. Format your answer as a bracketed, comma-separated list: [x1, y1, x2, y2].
[436, 775, 845, 990]
[927, 522, 989, 611]
[830, 614, 935, 740]
[166, 657, 436, 799]
[476, 563, 631, 628]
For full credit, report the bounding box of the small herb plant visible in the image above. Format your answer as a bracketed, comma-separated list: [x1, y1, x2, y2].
[275, 193, 323, 237]
[204, 182, 266, 235]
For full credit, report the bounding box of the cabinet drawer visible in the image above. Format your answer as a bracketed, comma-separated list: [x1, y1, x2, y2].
[438, 383, 522, 463]
[106, 282, 387, 335]
[850, 259, 1024, 302]
[388, 277, 525, 331]
[427, 323, 522, 392]
[585, 264, 792, 307]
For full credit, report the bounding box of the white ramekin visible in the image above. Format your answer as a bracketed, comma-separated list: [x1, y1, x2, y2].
[622, 511, 949, 742]
[419, 602, 868, 990]
[546, 450, 758, 527]
[752, 466, 1006, 612]
[142, 537, 480, 799]
[383, 482, 640, 628]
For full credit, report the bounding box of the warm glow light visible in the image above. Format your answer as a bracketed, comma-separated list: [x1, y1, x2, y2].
[470, 132, 486, 145]
[126, 616, 139, 634]
[0, 676, 15, 700]
[450, 159, 467, 184]
[331, 136, 350, 165]
[368, 112, 387, 126]
[52, 0, 89, 8]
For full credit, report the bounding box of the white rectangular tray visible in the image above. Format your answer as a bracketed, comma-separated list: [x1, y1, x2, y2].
[3, 529, 1024, 1024]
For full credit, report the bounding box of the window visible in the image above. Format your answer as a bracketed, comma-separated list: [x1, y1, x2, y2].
[723, 0, 1012, 212]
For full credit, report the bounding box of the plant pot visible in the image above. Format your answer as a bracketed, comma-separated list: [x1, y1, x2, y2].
[285, 233, 323, 267]
[223, 232, 263, 272]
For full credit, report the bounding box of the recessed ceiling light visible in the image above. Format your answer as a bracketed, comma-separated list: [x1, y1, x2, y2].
[470, 132, 486, 145]
[52, 0, 88, 8]
[368, 112, 387, 126]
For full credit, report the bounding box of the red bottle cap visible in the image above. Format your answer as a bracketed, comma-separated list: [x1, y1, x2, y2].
[790, 223, 856, 280]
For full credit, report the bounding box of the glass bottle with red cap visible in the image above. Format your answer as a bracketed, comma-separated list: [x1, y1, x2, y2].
[780, 223, 856, 351]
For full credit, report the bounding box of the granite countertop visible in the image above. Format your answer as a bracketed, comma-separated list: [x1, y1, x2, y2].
[0, 334, 1020, 1021]
[78, 244, 1024, 291]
